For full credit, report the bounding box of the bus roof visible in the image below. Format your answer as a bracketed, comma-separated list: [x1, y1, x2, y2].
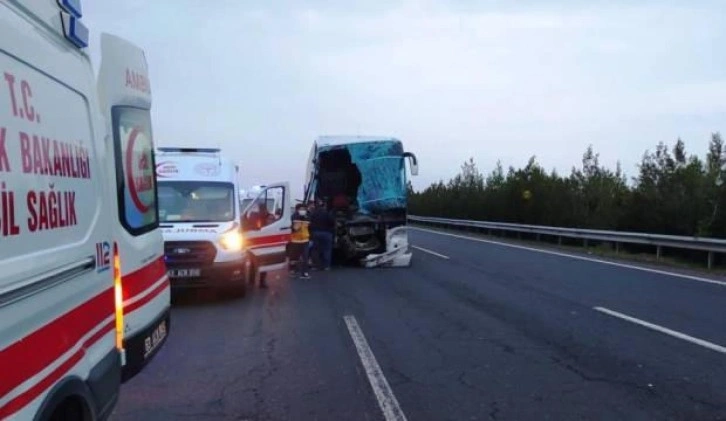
[314, 136, 401, 148]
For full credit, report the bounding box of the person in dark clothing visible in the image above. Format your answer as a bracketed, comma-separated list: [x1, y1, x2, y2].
[309, 199, 335, 270]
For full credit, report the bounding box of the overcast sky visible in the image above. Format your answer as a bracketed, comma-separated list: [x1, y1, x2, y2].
[84, 1, 725, 199]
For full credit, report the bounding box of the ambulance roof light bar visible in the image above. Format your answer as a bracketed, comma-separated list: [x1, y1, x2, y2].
[58, 0, 88, 49]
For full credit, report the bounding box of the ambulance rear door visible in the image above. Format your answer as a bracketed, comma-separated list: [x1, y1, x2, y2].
[97, 33, 169, 382]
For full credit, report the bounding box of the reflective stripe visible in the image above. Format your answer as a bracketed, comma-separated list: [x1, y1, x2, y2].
[0, 288, 115, 417]
[124, 276, 169, 315]
[121, 256, 166, 302]
[247, 234, 290, 249]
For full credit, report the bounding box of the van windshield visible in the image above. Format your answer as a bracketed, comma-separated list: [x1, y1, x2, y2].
[158, 181, 235, 223]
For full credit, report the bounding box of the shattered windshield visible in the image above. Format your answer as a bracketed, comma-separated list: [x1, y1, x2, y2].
[327, 141, 407, 214]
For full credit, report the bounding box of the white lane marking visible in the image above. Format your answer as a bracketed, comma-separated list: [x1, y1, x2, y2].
[412, 245, 449, 260]
[343, 315, 408, 421]
[412, 227, 726, 288]
[594, 306, 726, 355]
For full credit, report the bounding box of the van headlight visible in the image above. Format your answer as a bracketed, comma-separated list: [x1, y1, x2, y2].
[220, 224, 244, 251]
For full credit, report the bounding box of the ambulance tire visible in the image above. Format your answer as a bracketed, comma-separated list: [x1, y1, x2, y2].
[226, 283, 247, 299]
[37, 379, 94, 421]
[246, 253, 258, 286]
[48, 396, 89, 421]
[220, 274, 247, 299]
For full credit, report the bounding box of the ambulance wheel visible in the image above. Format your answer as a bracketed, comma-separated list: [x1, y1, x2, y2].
[47, 396, 90, 421]
[246, 254, 257, 286]
[228, 283, 247, 298]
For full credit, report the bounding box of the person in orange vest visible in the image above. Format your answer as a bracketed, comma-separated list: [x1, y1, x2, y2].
[289, 203, 311, 279]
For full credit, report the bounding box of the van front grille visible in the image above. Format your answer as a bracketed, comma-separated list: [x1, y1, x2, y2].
[164, 241, 217, 265]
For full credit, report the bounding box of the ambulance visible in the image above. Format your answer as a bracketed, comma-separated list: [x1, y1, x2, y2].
[155, 147, 250, 295]
[0, 1, 168, 419]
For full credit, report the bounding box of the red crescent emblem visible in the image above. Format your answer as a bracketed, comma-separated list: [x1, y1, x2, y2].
[125, 127, 151, 213]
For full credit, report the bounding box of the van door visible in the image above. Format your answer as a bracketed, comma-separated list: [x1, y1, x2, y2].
[241, 182, 291, 273]
[97, 33, 169, 382]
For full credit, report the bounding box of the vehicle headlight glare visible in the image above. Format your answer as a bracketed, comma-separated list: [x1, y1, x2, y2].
[220, 230, 244, 251]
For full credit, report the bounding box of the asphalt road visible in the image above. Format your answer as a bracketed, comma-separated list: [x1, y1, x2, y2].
[110, 228, 726, 421]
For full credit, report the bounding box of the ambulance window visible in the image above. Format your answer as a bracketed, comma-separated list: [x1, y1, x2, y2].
[112, 106, 159, 235]
[240, 198, 254, 212]
[266, 187, 285, 221]
[243, 186, 285, 229]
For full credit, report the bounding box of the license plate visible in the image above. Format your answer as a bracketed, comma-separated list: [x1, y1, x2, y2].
[143, 319, 167, 360]
[168, 268, 201, 278]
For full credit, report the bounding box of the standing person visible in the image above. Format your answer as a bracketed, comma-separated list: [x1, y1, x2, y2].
[289, 203, 311, 279]
[306, 201, 316, 268]
[309, 199, 335, 270]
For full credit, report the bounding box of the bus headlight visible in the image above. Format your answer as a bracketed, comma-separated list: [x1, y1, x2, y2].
[220, 224, 244, 251]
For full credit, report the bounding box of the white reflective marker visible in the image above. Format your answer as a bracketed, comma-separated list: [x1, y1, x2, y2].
[343, 315, 408, 421]
[594, 306, 726, 355]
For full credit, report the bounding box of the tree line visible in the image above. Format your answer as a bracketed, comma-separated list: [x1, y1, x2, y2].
[409, 133, 726, 239]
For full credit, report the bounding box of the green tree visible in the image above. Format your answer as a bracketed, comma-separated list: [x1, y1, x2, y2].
[407, 132, 725, 239]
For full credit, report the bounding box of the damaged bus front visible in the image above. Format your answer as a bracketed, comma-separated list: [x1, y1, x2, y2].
[304, 136, 419, 267]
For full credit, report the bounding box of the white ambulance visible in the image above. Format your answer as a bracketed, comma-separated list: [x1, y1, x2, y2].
[155, 147, 250, 295]
[0, 1, 168, 419]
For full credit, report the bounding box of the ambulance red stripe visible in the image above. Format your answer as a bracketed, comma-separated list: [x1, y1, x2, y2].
[124, 278, 170, 315]
[121, 256, 166, 302]
[0, 289, 115, 417]
[247, 233, 290, 249]
[0, 319, 115, 419]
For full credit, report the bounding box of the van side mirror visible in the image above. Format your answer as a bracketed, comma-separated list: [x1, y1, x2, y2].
[404, 152, 418, 176]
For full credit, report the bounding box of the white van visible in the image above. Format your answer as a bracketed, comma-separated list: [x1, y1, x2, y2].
[155, 147, 248, 295]
[0, 1, 166, 419]
[97, 35, 169, 382]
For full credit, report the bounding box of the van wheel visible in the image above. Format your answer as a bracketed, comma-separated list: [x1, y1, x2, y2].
[217, 285, 245, 300]
[246, 254, 257, 286]
[48, 397, 90, 421]
[229, 283, 247, 298]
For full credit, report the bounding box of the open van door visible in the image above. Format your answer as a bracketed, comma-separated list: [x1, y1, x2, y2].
[97, 33, 170, 382]
[241, 182, 292, 280]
